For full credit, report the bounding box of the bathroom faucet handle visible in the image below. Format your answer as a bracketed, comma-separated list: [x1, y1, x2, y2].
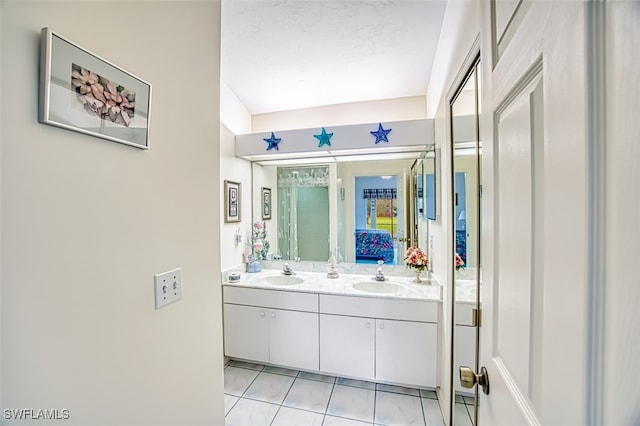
[374, 260, 386, 281]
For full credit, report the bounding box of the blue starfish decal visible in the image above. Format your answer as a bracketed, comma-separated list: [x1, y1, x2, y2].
[313, 127, 333, 147]
[370, 123, 392, 144]
[263, 132, 281, 151]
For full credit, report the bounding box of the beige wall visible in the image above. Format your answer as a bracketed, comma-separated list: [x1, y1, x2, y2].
[1, 2, 224, 424]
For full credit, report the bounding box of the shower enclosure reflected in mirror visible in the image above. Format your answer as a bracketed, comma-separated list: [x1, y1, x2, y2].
[276, 165, 331, 261]
[450, 54, 482, 426]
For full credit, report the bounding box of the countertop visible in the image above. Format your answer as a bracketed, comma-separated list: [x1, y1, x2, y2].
[223, 269, 442, 302]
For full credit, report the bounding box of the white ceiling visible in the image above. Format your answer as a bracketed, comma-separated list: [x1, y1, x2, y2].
[221, 0, 447, 115]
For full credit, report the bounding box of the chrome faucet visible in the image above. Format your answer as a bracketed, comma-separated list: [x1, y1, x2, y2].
[374, 260, 386, 281]
[282, 262, 294, 275]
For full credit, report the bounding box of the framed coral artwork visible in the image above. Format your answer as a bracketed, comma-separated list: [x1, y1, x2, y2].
[39, 27, 152, 149]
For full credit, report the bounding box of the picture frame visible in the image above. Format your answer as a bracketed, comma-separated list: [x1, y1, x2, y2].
[39, 27, 152, 150]
[261, 187, 272, 220]
[225, 180, 241, 223]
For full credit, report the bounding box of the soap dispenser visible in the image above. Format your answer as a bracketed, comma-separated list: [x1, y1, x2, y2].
[327, 248, 339, 279]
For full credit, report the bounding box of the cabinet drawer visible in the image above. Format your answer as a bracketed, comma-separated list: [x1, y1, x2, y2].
[223, 286, 318, 312]
[319, 294, 437, 323]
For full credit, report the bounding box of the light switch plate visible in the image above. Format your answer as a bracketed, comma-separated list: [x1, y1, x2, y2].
[154, 267, 182, 309]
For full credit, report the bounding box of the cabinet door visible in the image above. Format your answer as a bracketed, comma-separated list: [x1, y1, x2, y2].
[223, 304, 269, 363]
[376, 319, 436, 387]
[320, 314, 375, 380]
[269, 309, 319, 371]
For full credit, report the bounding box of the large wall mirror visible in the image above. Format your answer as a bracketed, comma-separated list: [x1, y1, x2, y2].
[250, 149, 435, 265]
[411, 145, 437, 270]
[424, 147, 437, 221]
[450, 54, 482, 425]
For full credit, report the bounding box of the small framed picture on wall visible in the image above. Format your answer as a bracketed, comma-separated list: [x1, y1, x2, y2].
[261, 187, 272, 220]
[224, 180, 241, 223]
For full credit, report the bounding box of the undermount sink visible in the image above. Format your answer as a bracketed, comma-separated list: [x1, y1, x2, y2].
[261, 275, 304, 286]
[352, 281, 404, 294]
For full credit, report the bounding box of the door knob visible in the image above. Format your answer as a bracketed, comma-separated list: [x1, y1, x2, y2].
[459, 366, 490, 395]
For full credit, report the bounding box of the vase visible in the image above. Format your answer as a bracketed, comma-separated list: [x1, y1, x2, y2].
[413, 269, 423, 283]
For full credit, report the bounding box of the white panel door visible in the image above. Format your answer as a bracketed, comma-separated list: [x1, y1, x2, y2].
[376, 319, 436, 387]
[223, 304, 269, 363]
[479, 1, 591, 424]
[319, 314, 375, 380]
[269, 308, 319, 371]
[602, 2, 640, 424]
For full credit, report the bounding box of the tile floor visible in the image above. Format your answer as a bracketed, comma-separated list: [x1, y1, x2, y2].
[224, 360, 477, 426]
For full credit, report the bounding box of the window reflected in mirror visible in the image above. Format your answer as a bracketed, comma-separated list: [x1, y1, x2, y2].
[356, 176, 399, 264]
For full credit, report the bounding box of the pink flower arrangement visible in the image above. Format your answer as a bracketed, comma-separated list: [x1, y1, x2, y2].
[405, 246, 429, 271]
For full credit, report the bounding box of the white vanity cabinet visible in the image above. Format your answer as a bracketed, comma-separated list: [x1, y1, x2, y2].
[319, 294, 438, 388]
[376, 318, 437, 387]
[223, 303, 270, 364]
[268, 308, 319, 371]
[223, 286, 320, 371]
[319, 313, 375, 380]
[222, 283, 440, 388]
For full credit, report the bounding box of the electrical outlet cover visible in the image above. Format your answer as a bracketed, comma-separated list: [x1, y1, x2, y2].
[154, 267, 182, 309]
